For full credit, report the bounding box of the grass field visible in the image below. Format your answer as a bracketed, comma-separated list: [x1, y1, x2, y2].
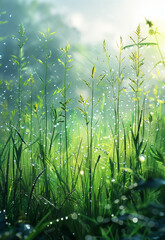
[0, 19, 165, 239]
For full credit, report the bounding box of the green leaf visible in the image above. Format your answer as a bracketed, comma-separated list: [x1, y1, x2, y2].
[39, 31, 46, 38]
[66, 41, 70, 52]
[139, 80, 144, 87]
[91, 65, 96, 79]
[36, 72, 44, 83]
[95, 98, 100, 107]
[97, 74, 106, 86]
[64, 98, 72, 105]
[47, 27, 49, 35]
[129, 78, 136, 85]
[49, 31, 56, 36]
[100, 95, 105, 111]
[58, 58, 65, 67]
[66, 66, 73, 72]
[0, 20, 8, 24]
[103, 40, 106, 52]
[83, 79, 90, 88]
[12, 59, 19, 66]
[38, 59, 44, 65]
[84, 97, 89, 106]
[150, 146, 164, 163]
[66, 59, 73, 64]
[123, 42, 157, 50]
[11, 55, 18, 59]
[0, 11, 6, 15]
[60, 47, 66, 52]
[149, 113, 153, 123]
[47, 50, 51, 58]
[80, 94, 84, 103]
[77, 107, 86, 115]
[129, 84, 136, 92]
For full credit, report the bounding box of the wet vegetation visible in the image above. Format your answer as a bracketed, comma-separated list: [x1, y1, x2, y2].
[0, 2, 165, 240]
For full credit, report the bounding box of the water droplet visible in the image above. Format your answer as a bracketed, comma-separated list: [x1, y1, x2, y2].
[71, 212, 78, 220]
[139, 154, 146, 162]
[132, 217, 138, 223]
[105, 204, 111, 209]
[114, 199, 119, 204]
[97, 216, 103, 223]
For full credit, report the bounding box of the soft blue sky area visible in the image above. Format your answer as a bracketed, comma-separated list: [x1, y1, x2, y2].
[48, 0, 165, 45]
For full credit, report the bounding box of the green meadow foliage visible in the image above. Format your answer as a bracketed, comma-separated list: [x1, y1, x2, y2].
[0, 17, 165, 239]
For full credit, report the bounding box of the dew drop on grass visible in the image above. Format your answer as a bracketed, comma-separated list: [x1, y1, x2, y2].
[132, 217, 138, 223]
[114, 199, 119, 204]
[105, 204, 111, 210]
[121, 195, 127, 201]
[139, 154, 146, 162]
[71, 212, 78, 220]
[80, 170, 84, 175]
[97, 216, 103, 223]
[119, 205, 124, 210]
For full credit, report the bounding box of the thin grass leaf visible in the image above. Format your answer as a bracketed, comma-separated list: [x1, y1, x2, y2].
[91, 64, 96, 79]
[136, 110, 143, 143]
[51, 163, 69, 194]
[26, 211, 51, 240]
[150, 146, 164, 163]
[92, 155, 101, 183]
[27, 168, 46, 215]
[123, 42, 157, 50]
[0, 132, 12, 159]
[13, 142, 22, 169]
[83, 79, 91, 88]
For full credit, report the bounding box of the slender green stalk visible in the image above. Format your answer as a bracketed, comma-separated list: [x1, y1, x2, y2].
[89, 76, 94, 217]
[124, 25, 147, 171]
[103, 38, 124, 173]
[36, 28, 55, 156]
[136, 26, 140, 135]
[27, 168, 46, 215]
[58, 41, 73, 183]
[12, 24, 28, 131]
[77, 63, 100, 217]
[116, 37, 124, 173]
[64, 52, 69, 177]
[44, 39, 48, 155]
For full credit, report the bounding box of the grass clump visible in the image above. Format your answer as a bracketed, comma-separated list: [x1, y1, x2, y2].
[0, 19, 165, 240]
